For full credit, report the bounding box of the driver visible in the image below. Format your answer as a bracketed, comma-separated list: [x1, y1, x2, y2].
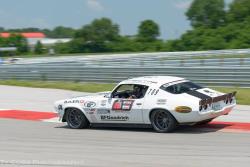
[129, 85, 143, 99]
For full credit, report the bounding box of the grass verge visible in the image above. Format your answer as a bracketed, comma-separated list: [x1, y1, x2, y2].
[0, 80, 115, 93]
[0, 80, 249, 105]
[211, 87, 250, 106]
[3, 51, 154, 59]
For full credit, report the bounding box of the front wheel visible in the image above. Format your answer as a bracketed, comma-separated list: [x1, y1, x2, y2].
[66, 108, 90, 129]
[150, 110, 178, 133]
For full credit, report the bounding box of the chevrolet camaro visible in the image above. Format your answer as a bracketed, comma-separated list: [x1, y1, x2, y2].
[54, 76, 236, 132]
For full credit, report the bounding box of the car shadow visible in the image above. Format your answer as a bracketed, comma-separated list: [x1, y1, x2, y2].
[54, 122, 233, 134]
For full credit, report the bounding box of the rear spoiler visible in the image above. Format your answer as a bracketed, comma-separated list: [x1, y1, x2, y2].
[199, 91, 237, 106]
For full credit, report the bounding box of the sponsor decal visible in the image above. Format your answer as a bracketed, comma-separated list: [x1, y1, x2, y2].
[64, 100, 84, 104]
[203, 89, 218, 96]
[112, 100, 134, 111]
[128, 80, 157, 84]
[157, 99, 167, 105]
[85, 108, 97, 114]
[84, 101, 96, 108]
[58, 105, 63, 111]
[100, 115, 129, 121]
[204, 89, 213, 93]
[97, 108, 110, 114]
[101, 100, 107, 106]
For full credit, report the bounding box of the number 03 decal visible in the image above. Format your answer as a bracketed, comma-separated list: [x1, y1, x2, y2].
[112, 100, 135, 111]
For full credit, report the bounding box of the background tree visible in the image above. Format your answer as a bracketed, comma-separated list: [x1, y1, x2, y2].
[227, 0, 250, 22]
[7, 34, 29, 53]
[186, 0, 226, 28]
[34, 41, 44, 54]
[73, 18, 120, 52]
[48, 26, 76, 38]
[137, 20, 160, 42]
[76, 18, 120, 42]
[0, 27, 5, 32]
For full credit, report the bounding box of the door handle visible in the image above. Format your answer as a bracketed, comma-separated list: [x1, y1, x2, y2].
[136, 103, 142, 106]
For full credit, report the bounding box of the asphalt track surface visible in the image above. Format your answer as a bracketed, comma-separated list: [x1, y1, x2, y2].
[0, 85, 250, 167]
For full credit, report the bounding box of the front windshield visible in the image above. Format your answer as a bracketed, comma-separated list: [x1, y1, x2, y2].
[160, 82, 203, 94]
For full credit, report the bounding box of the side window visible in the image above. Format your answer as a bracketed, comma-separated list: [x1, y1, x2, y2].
[160, 82, 203, 94]
[115, 84, 134, 93]
[111, 84, 134, 98]
[112, 84, 148, 99]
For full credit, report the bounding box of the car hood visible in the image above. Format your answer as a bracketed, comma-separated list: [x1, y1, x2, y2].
[54, 91, 111, 107]
[65, 91, 111, 100]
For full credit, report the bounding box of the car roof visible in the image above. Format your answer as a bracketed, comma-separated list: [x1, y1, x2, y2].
[119, 76, 186, 87]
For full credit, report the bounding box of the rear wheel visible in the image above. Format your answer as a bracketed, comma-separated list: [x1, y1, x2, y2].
[66, 108, 89, 129]
[150, 110, 178, 133]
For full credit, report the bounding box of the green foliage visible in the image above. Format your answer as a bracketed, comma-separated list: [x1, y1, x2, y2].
[137, 20, 160, 42]
[0, 34, 29, 54]
[167, 0, 250, 51]
[0, 27, 5, 32]
[46, 26, 76, 38]
[0, 27, 76, 38]
[34, 41, 44, 54]
[76, 18, 120, 42]
[2, 0, 250, 54]
[52, 0, 250, 53]
[55, 18, 163, 54]
[186, 0, 226, 28]
[60, 17, 121, 53]
[227, 0, 250, 22]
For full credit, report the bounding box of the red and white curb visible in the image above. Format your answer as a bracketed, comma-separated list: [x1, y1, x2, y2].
[0, 109, 250, 133]
[195, 121, 250, 133]
[0, 110, 59, 122]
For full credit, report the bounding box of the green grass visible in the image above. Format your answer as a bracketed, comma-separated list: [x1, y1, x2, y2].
[211, 87, 250, 106]
[0, 80, 249, 105]
[0, 80, 115, 93]
[3, 51, 155, 59]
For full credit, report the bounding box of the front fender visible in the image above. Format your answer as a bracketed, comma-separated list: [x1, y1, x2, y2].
[62, 104, 89, 122]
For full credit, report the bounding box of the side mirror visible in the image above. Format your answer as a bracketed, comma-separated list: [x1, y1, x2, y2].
[104, 93, 112, 99]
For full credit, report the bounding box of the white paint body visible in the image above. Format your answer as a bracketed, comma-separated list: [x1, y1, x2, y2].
[54, 76, 236, 125]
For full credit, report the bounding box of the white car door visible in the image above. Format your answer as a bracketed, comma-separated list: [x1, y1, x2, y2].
[104, 98, 144, 123]
[96, 84, 147, 124]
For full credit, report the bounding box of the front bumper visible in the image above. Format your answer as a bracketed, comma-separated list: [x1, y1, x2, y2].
[54, 103, 65, 121]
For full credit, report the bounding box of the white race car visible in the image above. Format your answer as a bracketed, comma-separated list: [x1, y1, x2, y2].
[54, 76, 236, 132]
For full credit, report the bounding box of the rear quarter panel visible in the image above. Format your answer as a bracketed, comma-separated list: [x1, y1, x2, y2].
[142, 89, 200, 124]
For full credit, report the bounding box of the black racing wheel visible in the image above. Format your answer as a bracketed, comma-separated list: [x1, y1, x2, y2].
[66, 108, 90, 129]
[150, 110, 178, 133]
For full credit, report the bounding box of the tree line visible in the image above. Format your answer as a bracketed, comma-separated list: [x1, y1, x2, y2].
[0, 0, 250, 55]
[168, 0, 250, 51]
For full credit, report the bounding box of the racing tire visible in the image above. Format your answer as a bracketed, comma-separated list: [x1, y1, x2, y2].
[66, 108, 90, 129]
[150, 110, 178, 133]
